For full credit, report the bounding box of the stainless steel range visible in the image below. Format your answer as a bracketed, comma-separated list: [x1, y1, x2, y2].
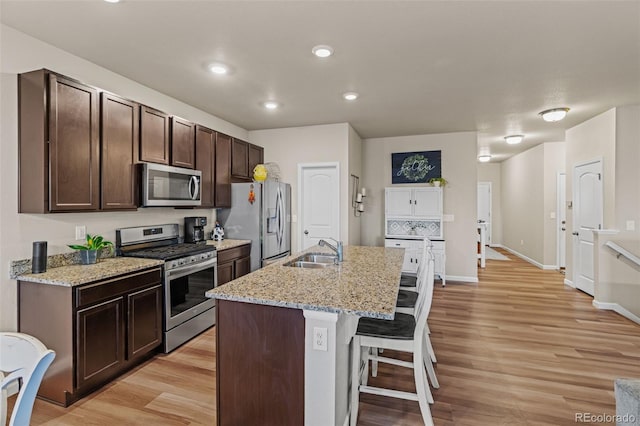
[116, 224, 217, 353]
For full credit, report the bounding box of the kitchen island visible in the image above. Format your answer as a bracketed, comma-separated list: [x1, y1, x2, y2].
[206, 245, 404, 426]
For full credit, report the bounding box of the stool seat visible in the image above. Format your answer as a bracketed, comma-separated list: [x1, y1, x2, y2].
[356, 313, 416, 340]
[400, 275, 417, 287]
[396, 289, 418, 308]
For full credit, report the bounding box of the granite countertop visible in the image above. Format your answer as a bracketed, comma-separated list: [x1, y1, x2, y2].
[206, 239, 251, 251]
[206, 245, 404, 319]
[14, 257, 164, 287]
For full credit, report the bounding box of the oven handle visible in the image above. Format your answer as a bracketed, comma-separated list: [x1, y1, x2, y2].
[166, 257, 217, 281]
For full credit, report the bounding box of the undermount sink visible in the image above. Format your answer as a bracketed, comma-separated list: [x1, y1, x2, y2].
[283, 252, 338, 268]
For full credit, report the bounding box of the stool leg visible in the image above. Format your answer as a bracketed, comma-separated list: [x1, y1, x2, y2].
[422, 336, 440, 389]
[350, 336, 361, 426]
[371, 347, 378, 377]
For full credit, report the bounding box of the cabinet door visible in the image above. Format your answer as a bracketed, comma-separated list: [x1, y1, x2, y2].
[101, 93, 139, 210]
[127, 285, 162, 360]
[171, 117, 195, 169]
[215, 133, 232, 207]
[413, 188, 442, 217]
[195, 125, 216, 208]
[235, 256, 251, 279]
[231, 138, 249, 179]
[140, 105, 169, 165]
[217, 261, 234, 286]
[248, 144, 264, 178]
[76, 297, 125, 390]
[385, 188, 413, 216]
[49, 74, 100, 211]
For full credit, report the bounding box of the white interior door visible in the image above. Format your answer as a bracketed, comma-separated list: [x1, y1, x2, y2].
[298, 163, 340, 251]
[557, 173, 567, 269]
[477, 182, 492, 245]
[572, 160, 603, 296]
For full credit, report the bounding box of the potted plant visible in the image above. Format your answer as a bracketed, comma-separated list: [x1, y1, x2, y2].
[68, 234, 114, 265]
[429, 177, 447, 187]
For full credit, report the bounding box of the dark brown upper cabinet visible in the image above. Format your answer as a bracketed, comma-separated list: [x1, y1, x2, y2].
[231, 138, 264, 182]
[215, 133, 232, 208]
[195, 125, 216, 208]
[100, 93, 139, 210]
[170, 117, 195, 169]
[231, 138, 249, 179]
[19, 70, 100, 213]
[248, 143, 264, 178]
[139, 105, 169, 165]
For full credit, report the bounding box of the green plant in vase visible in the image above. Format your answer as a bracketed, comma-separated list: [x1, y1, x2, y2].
[428, 177, 447, 187]
[68, 234, 113, 264]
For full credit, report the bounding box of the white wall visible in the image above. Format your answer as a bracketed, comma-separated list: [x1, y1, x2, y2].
[477, 163, 503, 246]
[501, 142, 565, 268]
[348, 125, 363, 246]
[501, 144, 545, 264]
[248, 123, 352, 251]
[361, 131, 478, 281]
[0, 25, 247, 330]
[565, 108, 617, 282]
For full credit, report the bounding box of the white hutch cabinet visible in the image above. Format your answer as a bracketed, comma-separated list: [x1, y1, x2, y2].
[384, 187, 446, 285]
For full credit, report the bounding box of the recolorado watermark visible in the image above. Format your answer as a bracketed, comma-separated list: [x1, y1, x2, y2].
[575, 412, 637, 423]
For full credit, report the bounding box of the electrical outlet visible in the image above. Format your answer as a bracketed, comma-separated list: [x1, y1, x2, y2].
[520, 239, 524, 245]
[75, 225, 86, 241]
[550, 212, 556, 219]
[627, 220, 636, 231]
[313, 327, 328, 351]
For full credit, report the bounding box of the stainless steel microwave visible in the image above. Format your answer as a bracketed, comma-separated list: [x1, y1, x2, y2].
[141, 163, 202, 207]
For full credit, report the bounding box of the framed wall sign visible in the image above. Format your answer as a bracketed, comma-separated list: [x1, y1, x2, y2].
[391, 150, 441, 184]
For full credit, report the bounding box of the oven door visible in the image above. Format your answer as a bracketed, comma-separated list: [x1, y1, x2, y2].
[164, 257, 217, 330]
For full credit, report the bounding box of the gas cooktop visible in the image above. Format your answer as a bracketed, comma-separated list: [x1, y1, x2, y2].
[121, 243, 215, 261]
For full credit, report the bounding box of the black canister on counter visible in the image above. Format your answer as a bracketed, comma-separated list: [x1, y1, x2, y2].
[32, 241, 47, 273]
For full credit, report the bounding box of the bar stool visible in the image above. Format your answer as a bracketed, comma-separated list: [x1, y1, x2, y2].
[350, 256, 436, 426]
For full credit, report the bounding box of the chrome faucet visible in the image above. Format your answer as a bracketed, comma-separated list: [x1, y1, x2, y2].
[318, 238, 343, 262]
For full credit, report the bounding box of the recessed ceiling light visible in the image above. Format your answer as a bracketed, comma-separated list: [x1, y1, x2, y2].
[478, 155, 492, 163]
[539, 107, 570, 122]
[343, 92, 359, 101]
[208, 63, 229, 75]
[504, 135, 524, 145]
[104, 0, 120, 3]
[262, 101, 280, 110]
[312, 45, 334, 58]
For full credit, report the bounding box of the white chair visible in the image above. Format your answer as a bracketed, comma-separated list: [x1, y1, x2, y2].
[1, 332, 55, 426]
[350, 255, 436, 425]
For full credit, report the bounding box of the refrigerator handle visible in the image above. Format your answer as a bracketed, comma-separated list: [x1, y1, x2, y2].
[275, 187, 283, 248]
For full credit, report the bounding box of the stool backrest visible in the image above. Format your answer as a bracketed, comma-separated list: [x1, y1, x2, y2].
[1, 332, 55, 426]
[413, 254, 435, 341]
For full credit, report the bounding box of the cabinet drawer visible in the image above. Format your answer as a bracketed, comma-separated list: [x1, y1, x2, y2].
[385, 239, 422, 249]
[217, 244, 251, 264]
[76, 268, 162, 308]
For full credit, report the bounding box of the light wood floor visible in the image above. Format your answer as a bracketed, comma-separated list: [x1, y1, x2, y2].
[15, 249, 640, 425]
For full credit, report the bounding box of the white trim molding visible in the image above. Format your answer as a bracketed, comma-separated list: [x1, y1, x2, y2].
[501, 246, 557, 270]
[593, 300, 640, 326]
[564, 279, 575, 288]
[444, 275, 479, 283]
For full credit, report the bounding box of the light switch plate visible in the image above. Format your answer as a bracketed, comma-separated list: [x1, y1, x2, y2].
[550, 212, 556, 219]
[75, 225, 86, 241]
[443, 214, 454, 222]
[626, 220, 636, 231]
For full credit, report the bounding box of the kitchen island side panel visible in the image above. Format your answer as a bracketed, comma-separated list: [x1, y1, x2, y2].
[216, 299, 304, 426]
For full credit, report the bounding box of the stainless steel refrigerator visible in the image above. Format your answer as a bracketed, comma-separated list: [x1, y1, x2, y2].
[217, 181, 291, 271]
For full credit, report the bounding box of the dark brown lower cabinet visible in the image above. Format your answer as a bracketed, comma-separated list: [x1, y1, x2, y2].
[217, 300, 304, 426]
[18, 267, 162, 407]
[216, 243, 251, 286]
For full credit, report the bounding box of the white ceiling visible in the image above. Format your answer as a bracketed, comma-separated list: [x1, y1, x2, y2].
[2, 1, 639, 162]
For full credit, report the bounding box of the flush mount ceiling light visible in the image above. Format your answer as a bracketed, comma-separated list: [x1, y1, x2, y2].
[504, 135, 524, 145]
[343, 92, 359, 101]
[208, 63, 229, 75]
[262, 101, 280, 110]
[539, 107, 570, 122]
[478, 155, 492, 163]
[312, 45, 334, 58]
[103, 0, 120, 3]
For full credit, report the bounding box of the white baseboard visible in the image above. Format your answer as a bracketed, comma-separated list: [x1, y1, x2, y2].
[593, 300, 640, 325]
[501, 246, 557, 270]
[445, 275, 479, 283]
[564, 278, 575, 288]
[490, 243, 503, 248]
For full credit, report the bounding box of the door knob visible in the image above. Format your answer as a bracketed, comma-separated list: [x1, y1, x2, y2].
[561, 227, 566, 231]
[572, 232, 579, 236]
[304, 230, 309, 235]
